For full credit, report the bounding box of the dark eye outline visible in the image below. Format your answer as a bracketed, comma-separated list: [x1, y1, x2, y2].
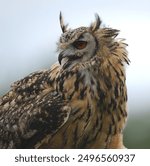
[73, 41, 87, 50]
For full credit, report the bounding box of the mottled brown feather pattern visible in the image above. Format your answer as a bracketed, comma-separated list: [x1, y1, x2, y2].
[0, 14, 129, 148]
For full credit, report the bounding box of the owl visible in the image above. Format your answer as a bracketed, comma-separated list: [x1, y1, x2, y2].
[0, 12, 129, 149]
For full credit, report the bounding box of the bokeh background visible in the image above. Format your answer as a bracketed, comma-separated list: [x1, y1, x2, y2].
[0, 0, 150, 148]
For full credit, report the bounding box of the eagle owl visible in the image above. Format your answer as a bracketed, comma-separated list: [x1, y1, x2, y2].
[0, 13, 129, 149]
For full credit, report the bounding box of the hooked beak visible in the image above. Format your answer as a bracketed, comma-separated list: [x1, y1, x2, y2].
[58, 51, 65, 65]
[58, 51, 82, 65]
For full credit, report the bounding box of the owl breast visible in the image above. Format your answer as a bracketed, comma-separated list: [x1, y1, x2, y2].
[37, 67, 102, 148]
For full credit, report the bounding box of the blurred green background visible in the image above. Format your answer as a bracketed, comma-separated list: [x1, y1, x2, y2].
[124, 113, 150, 149]
[0, 0, 150, 148]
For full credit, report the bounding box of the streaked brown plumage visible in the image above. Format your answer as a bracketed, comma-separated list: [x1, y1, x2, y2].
[0, 13, 129, 149]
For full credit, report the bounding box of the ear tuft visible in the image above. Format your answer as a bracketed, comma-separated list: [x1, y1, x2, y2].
[90, 13, 101, 32]
[59, 12, 68, 33]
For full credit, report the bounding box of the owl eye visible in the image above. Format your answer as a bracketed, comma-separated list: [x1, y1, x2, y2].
[73, 41, 87, 50]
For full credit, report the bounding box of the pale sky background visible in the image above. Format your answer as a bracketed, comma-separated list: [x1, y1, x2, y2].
[0, 0, 150, 117]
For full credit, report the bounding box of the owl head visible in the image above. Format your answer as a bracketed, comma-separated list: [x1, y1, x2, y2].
[57, 12, 128, 68]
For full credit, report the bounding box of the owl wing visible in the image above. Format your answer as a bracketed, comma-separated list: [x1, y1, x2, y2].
[0, 64, 71, 149]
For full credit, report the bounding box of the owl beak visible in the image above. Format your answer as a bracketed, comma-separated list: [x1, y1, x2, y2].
[58, 51, 64, 65]
[58, 51, 71, 65]
[58, 51, 81, 65]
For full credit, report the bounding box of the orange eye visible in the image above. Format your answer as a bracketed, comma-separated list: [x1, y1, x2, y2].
[73, 41, 87, 49]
